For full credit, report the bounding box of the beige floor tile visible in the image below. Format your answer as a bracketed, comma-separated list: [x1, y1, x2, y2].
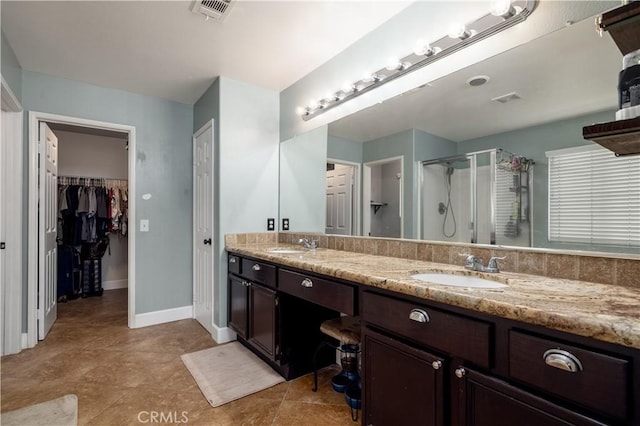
[1, 289, 356, 425]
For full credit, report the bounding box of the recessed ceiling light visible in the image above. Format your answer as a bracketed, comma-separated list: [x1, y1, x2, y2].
[466, 75, 490, 87]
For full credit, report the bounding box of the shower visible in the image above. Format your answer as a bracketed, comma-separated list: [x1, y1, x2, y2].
[421, 149, 534, 247]
[438, 165, 456, 238]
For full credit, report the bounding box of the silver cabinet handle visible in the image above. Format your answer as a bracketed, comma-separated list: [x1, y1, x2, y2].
[409, 308, 430, 323]
[455, 368, 466, 378]
[432, 360, 442, 370]
[252, 264, 261, 271]
[241, 281, 250, 287]
[543, 349, 583, 372]
[229, 257, 237, 264]
[301, 278, 313, 288]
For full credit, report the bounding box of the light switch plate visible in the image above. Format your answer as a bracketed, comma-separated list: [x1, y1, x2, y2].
[140, 219, 149, 232]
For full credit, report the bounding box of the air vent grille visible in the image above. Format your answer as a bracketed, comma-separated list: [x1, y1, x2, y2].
[491, 92, 522, 104]
[191, 0, 234, 22]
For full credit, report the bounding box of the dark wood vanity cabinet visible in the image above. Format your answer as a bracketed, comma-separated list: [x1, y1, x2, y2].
[248, 283, 278, 360]
[361, 289, 637, 426]
[363, 328, 445, 426]
[451, 367, 606, 426]
[227, 255, 281, 362]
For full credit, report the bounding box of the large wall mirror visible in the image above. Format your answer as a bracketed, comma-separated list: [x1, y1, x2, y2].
[279, 14, 639, 255]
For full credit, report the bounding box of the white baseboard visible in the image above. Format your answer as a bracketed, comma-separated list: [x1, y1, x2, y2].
[21, 333, 28, 349]
[103, 279, 128, 290]
[212, 324, 236, 344]
[133, 305, 193, 328]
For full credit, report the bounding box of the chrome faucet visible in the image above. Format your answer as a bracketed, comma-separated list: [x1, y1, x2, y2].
[298, 238, 318, 250]
[459, 254, 505, 273]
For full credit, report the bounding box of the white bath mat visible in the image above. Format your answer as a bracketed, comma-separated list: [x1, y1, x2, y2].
[1, 394, 78, 426]
[181, 341, 285, 407]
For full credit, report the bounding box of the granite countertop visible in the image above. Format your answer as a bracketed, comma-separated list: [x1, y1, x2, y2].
[225, 242, 640, 350]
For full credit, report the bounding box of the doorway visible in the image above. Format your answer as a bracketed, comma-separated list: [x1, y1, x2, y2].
[363, 157, 403, 238]
[27, 112, 136, 347]
[325, 159, 360, 236]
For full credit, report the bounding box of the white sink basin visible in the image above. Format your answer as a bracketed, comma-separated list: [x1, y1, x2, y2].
[410, 273, 507, 289]
[266, 248, 306, 254]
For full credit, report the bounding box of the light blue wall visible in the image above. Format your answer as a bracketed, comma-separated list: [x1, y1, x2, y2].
[414, 129, 457, 162]
[1, 31, 22, 101]
[22, 71, 194, 315]
[196, 77, 280, 326]
[327, 135, 362, 164]
[457, 109, 636, 253]
[363, 129, 415, 238]
[280, 126, 328, 233]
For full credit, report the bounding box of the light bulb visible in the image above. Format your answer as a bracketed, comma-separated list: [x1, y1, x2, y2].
[342, 82, 355, 94]
[414, 39, 435, 57]
[363, 72, 382, 83]
[308, 99, 319, 110]
[490, 0, 516, 18]
[448, 23, 470, 40]
[295, 106, 306, 116]
[386, 57, 402, 71]
[325, 92, 338, 102]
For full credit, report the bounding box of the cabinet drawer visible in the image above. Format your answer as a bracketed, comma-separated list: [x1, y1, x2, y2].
[509, 330, 630, 419]
[362, 291, 492, 368]
[278, 269, 355, 315]
[228, 254, 241, 275]
[241, 258, 276, 288]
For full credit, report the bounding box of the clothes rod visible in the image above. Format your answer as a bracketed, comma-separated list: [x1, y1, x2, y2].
[58, 175, 128, 186]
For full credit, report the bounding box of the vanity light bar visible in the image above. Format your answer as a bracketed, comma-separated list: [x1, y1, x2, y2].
[299, 0, 535, 121]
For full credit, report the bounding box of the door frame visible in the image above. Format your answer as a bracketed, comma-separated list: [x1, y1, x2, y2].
[326, 158, 361, 236]
[362, 156, 404, 238]
[27, 111, 137, 347]
[192, 119, 215, 336]
[1, 76, 24, 355]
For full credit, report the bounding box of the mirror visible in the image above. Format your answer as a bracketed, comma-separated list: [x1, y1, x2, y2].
[280, 16, 637, 254]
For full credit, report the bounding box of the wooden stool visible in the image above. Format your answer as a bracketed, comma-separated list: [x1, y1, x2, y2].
[312, 315, 361, 387]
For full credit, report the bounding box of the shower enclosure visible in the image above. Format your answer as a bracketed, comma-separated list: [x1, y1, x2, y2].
[421, 149, 533, 247]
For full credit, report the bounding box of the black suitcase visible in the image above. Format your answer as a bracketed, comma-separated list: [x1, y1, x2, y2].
[57, 245, 81, 302]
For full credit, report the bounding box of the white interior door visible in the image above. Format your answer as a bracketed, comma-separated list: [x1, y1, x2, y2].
[326, 164, 354, 235]
[193, 121, 215, 336]
[38, 123, 58, 340]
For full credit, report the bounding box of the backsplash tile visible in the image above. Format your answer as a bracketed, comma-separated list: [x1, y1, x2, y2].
[546, 254, 578, 280]
[388, 241, 402, 258]
[417, 243, 433, 262]
[518, 251, 546, 276]
[400, 241, 418, 260]
[579, 257, 615, 285]
[616, 259, 640, 288]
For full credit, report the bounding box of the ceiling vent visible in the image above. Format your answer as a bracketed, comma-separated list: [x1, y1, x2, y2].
[491, 92, 522, 104]
[191, 0, 234, 22]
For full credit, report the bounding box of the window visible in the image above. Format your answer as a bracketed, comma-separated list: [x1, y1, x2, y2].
[546, 145, 640, 247]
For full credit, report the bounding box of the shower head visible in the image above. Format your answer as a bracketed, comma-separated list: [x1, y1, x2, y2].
[446, 166, 455, 176]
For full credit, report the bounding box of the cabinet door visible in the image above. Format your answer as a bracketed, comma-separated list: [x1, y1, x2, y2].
[228, 275, 248, 338]
[451, 367, 606, 426]
[363, 328, 445, 426]
[249, 283, 278, 361]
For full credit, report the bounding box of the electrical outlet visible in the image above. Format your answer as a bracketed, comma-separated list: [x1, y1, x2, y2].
[282, 218, 290, 231]
[267, 218, 275, 231]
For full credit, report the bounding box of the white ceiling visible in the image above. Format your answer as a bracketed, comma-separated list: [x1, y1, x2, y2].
[1, 0, 412, 104]
[329, 16, 621, 142]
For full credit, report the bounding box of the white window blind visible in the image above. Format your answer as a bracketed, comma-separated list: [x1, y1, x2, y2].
[546, 145, 640, 247]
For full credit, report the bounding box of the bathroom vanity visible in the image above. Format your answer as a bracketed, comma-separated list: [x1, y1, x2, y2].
[226, 237, 640, 425]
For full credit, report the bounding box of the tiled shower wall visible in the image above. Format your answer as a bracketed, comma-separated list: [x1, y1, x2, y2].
[224, 233, 639, 288]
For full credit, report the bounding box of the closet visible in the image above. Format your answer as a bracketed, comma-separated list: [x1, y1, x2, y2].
[51, 124, 129, 303]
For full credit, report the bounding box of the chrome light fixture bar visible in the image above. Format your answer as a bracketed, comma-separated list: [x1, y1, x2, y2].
[300, 0, 535, 121]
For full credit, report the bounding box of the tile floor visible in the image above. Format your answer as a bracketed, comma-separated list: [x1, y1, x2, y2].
[1, 289, 358, 425]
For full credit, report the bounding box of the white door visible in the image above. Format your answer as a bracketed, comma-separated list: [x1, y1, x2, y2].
[326, 164, 354, 235]
[193, 121, 215, 335]
[38, 123, 58, 340]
